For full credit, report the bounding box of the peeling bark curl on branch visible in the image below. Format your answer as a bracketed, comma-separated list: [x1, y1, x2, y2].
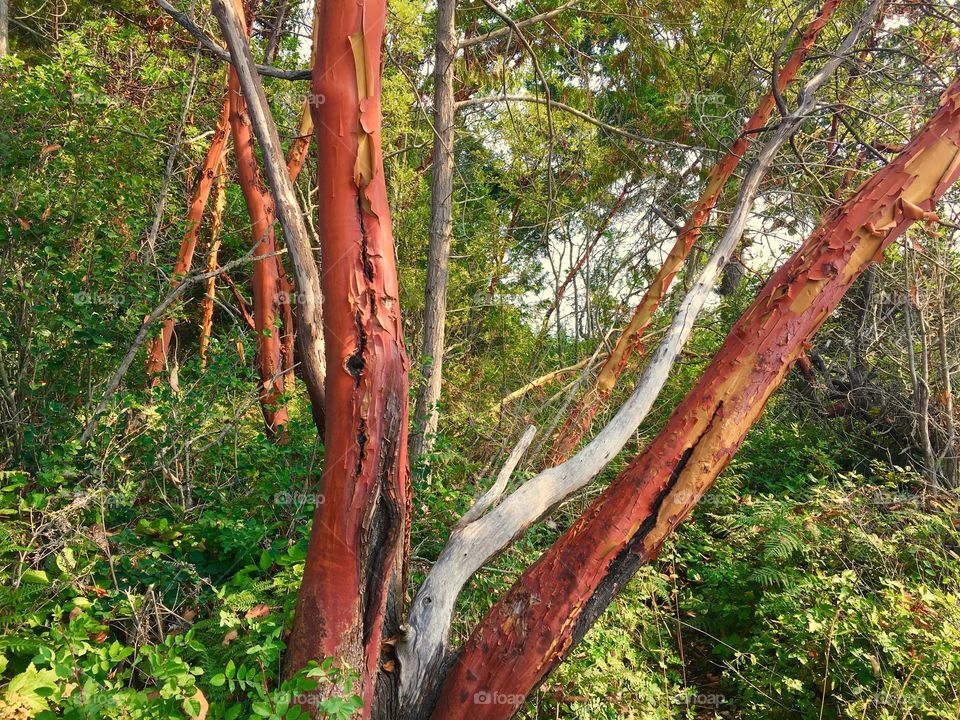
[410, 0, 457, 464]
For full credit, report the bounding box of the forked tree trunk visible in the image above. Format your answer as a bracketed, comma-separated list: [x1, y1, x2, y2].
[153, 0, 316, 434]
[283, 0, 410, 712]
[431, 74, 960, 719]
[410, 0, 457, 463]
[146, 89, 231, 380]
[145, 89, 314, 396]
[545, 0, 842, 463]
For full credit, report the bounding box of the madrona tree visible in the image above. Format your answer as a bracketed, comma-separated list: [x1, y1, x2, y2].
[190, 0, 960, 716]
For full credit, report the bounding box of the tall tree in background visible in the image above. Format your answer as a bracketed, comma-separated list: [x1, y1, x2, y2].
[410, 0, 457, 464]
[0, 0, 8, 56]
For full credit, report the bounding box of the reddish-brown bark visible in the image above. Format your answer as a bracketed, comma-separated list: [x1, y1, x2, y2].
[285, 0, 410, 711]
[223, 0, 319, 435]
[199, 158, 228, 368]
[228, 61, 290, 435]
[221, 270, 256, 331]
[277, 100, 314, 396]
[286, 99, 314, 180]
[146, 89, 231, 380]
[433, 75, 960, 720]
[545, 0, 841, 463]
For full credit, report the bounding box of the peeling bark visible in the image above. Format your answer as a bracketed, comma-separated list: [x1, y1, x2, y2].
[281, 0, 410, 712]
[397, 3, 877, 703]
[286, 98, 315, 180]
[431, 74, 960, 720]
[199, 158, 228, 368]
[228, 54, 290, 435]
[146, 88, 231, 380]
[545, 0, 842, 463]
[223, 0, 323, 436]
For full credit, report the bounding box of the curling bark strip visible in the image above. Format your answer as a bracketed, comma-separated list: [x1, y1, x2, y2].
[146, 89, 231, 380]
[286, 98, 315, 180]
[199, 158, 228, 367]
[433, 75, 960, 720]
[285, 0, 411, 711]
[545, 0, 841, 463]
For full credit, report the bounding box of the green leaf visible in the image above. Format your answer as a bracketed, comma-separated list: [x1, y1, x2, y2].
[21, 569, 50, 585]
[5, 664, 59, 713]
[251, 700, 273, 717]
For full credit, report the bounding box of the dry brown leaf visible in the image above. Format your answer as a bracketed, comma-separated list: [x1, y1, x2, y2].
[188, 689, 209, 720]
[221, 629, 238, 646]
[244, 603, 271, 619]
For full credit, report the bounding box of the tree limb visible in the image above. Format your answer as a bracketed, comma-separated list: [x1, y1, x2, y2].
[157, 0, 310, 80]
[396, 1, 881, 708]
[457, 0, 579, 49]
[79, 250, 280, 446]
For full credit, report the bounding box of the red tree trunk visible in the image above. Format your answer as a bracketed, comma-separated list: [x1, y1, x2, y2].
[277, 101, 314, 397]
[545, 0, 841, 463]
[198, 157, 228, 368]
[145, 89, 231, 380]
[285, 0, 410, 712]
[228, 61, 290, 435]
[433, 75, 960, 719]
